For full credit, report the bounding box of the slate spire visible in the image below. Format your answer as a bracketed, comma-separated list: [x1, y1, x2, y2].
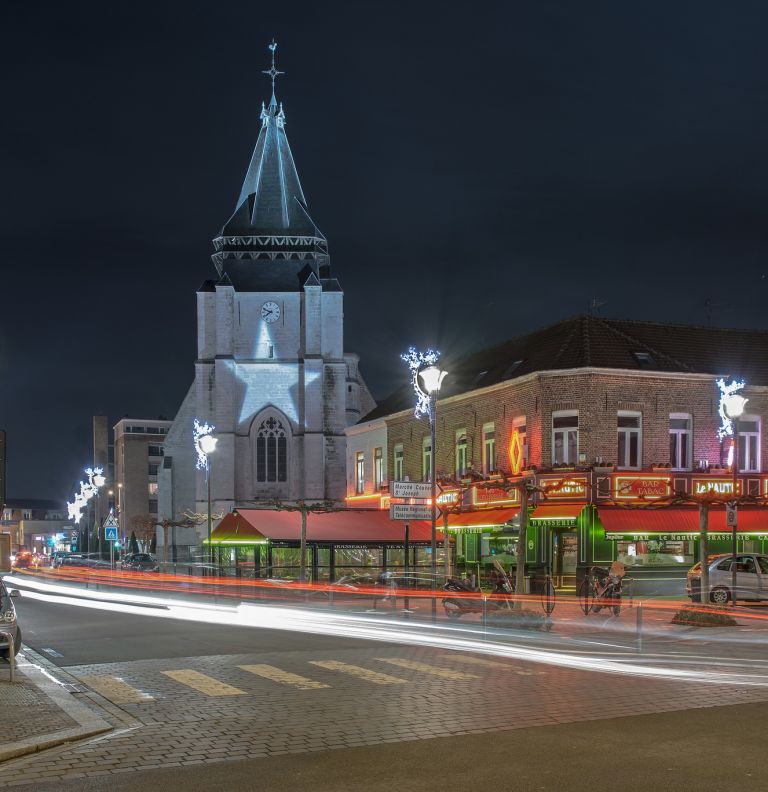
[216, 41, 324, 243]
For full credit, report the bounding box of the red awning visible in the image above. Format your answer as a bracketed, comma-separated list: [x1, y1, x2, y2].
[212, 509, 445, 544]
[598, 508, 768, 535]
[410, 507, 519, 533]
[529, 503, 587, 522]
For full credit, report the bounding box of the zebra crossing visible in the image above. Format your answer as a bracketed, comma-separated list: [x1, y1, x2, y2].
[77, 653, 544, 705]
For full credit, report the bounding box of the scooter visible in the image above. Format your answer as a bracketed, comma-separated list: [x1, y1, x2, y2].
[589, 562, 625, 615]
[442, 562, 516, 619]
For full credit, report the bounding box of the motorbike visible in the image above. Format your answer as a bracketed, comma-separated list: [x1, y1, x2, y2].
[442, 562, 516, 619]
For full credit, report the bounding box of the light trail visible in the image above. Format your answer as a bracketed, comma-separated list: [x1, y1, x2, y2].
[8, 574, 768, 688]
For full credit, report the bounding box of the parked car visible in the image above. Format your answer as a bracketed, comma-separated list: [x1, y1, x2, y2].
[686, 553, 768, 605]
[0, 581, 21, 658]
[120, 553, 159, 572]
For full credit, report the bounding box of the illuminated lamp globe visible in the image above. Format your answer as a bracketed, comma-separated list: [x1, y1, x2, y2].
[419, 365, 448, 396]
[198, 434, 218, 456]
[93, 473, 106, 488]
[723, 394, 748, 420]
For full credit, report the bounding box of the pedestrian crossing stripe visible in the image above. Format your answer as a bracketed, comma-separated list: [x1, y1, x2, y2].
[309, 660, 408, 685]
[79, 674, 154, 704]
[443, 654, 546, 675]
[376, 657, 481, 680]
[238, 664, 329, 690]
[161, 669, 246, 696]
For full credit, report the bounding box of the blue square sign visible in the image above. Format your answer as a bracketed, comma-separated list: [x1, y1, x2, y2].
[105, 526, 118, 541]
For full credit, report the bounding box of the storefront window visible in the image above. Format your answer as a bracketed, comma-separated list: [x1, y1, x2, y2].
[616, 538, 694, 567]
[335, 547, 382, 578]
[271, 547, 311, 579]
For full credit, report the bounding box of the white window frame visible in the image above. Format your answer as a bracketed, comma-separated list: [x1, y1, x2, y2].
[738, 415, 761, 473]
[393, 444, 404, 482]
[422, 437, 432, 482]
[669, 413, 692, 471]
[455, 429, 468, 479]
[374, 447, 384, 489]
[552, 410, 578, 466]
[355, 451, 365, 494]
[617, 411, 642, 470]
[482, 422, 496, 475]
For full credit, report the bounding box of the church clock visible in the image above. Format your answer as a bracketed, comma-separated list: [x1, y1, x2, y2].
[261, 301, 281, 323]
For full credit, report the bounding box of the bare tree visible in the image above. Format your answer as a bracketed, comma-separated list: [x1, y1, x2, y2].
[130, 515, 157, 553]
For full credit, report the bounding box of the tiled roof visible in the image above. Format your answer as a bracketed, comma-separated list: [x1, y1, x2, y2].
[363, 315, 768, 421]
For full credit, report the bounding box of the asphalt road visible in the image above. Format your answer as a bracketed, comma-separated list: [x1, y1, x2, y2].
[13, 595, 389, 665]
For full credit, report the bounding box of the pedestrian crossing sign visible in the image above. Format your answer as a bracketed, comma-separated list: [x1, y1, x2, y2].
[104, 514, 119, 542]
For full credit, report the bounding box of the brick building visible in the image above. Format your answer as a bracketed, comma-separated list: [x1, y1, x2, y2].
[346, 315, 768, 589]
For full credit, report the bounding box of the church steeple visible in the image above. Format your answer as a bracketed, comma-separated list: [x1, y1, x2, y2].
[212, 41, 327, 280]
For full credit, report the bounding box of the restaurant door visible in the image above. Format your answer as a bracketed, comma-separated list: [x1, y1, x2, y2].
[552, 529, 578, 589]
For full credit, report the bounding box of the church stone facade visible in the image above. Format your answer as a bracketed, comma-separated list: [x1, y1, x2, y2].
[159, 54, 374, 541]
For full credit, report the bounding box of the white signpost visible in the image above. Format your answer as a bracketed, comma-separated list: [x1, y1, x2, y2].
[391, 481, 433, 500]
[390, 503, 432, 521]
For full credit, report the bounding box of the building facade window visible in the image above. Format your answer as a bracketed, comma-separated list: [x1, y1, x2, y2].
[669, 414, 692, 470]
[738, 417, 761, 472]
[482, 423, 496, 475]
[455, 430, 468, 479]
[355, 452, 365, 494]
[256, 416, 288, 483]
[552, 411, 578, 465]
[148, 464, 159, 476]
[374, 447, 384, 489]
[148, 482, 159, 495]
[617, 412, 642, 469]
[393, 444, 404, 482]
[422, 437, 432, 482]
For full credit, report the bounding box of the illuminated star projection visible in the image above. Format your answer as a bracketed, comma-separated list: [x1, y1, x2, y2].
[66, 467, 106, 524]
[716, 378, 747, 440]
[193, 418, 216, 470]
[401, 347, 440, 420]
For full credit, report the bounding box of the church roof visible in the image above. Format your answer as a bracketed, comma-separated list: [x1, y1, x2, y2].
[364, 315, 768, 421]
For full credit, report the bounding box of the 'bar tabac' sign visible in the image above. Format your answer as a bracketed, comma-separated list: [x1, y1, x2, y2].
[613, 475, 671, 501]
[692, 478, 742, 496]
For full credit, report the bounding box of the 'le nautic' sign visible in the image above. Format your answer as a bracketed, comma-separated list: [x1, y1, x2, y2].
[391, 481, 432, 499]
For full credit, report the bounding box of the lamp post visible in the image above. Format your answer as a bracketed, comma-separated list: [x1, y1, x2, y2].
[194, 419, 218, 570]
[722, 391, 747, 608]
[418, 364, 448, 582]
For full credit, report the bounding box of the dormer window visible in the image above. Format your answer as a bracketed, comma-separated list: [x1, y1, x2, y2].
[502, 360, 524, 380]
[632, 351, 656, 369]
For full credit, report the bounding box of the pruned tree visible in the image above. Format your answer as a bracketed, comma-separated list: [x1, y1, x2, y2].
[130, 515, 157, 553]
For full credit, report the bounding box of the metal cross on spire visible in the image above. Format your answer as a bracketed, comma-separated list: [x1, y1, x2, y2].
[262, 39, 284, 105]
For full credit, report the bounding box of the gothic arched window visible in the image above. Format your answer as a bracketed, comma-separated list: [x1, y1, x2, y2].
[256, 416, 288, 482]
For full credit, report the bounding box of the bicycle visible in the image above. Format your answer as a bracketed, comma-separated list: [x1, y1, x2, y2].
[540, 571, 556, 615]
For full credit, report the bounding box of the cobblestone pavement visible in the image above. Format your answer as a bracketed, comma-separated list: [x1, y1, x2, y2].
[2, 642, 768, 787]
[0, 671, 77, 745]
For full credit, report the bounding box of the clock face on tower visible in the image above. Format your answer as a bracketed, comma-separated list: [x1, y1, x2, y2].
[261, 301, 281, 323]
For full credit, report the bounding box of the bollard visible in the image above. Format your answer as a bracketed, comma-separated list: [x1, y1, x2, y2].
[1, 630, 15, 683]
[636, 601, 643, 654]
[482, 596, 487, 641]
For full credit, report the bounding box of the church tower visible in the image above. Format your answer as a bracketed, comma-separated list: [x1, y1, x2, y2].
[160, 43, 374, 529]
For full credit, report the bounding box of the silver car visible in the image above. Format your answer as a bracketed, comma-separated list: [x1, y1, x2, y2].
[0, 580, 21, 658]
[686, 553, 768, 606]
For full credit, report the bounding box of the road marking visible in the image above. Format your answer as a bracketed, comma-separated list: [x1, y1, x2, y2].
[80, 674, 154, 704]
[239, 664, 329, 690]
[309, 660, 408, 685]
[162, 669, 246, 697]
[41, 647, 63, 657]
[441, 654, 546, 675]
[376, 658, 480, 680]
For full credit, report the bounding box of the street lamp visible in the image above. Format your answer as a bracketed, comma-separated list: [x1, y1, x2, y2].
[722, 389, 747, 608]
[194, 419, 218, 569]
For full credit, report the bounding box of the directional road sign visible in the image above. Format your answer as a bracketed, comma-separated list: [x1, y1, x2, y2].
[390, 503, 432, 521]
[391, 481, 432, 499]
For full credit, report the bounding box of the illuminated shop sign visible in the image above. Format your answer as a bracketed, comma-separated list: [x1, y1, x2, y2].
[613, 476, 671, 501]
[607, 532, 768, 542]
[471, 486, 519, 507]
[509, 429, 523, 475]
[544, 475, 588, 499]
[436, 490, 460, 506]
[692, 478, 742, 496]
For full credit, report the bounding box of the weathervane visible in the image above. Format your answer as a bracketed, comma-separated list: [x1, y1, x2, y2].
[262, 39, 284, 102]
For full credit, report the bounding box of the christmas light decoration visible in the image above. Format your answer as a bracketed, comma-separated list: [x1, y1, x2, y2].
[716, 378, 748, 440]
[401, 347, 440, 420]
[193, 419, 217, 470]
[66, 467, 106, 524]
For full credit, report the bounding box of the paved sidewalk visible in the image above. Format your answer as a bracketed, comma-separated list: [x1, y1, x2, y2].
[0, 650, 112, 763]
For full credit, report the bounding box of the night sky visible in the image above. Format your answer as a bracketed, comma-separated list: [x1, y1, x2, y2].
[3, 1, 768, 500]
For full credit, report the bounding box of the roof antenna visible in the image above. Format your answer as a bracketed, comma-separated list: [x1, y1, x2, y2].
[588, 297, 605, 317]
[262, 39, 284, 107]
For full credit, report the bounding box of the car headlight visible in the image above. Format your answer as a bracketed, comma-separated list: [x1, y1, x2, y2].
[1, 610, 15, 623]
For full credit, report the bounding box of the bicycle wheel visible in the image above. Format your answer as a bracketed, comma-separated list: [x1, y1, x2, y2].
[577, 576, 592, 616]
[541, 578, 556, 615]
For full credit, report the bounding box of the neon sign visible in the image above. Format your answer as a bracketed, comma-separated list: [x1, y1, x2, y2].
[692, 478, 742, 496]
[613, 475, 671, 501]
[509, 429, 523, 475]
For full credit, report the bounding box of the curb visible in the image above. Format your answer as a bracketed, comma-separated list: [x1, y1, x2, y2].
[0, 648, 113, 764]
